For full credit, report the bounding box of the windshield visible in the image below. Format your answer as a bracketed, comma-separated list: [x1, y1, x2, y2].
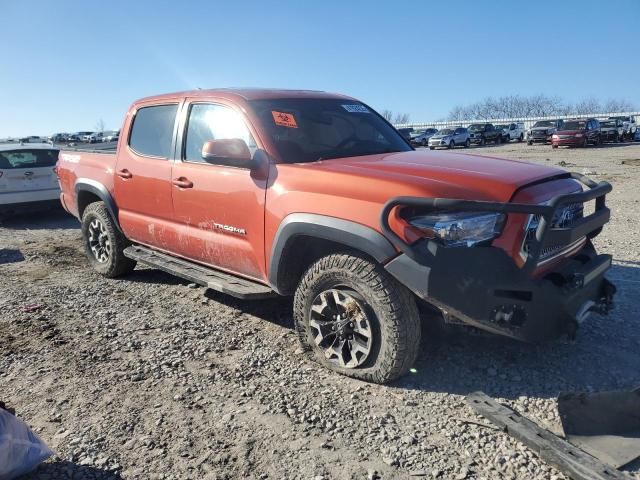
[495, 125, 508, 129]
[249, 98, 411, 163]
[0, 149, 59, 169]
[533, 121, 555, 128]
[411, 129, 427, 137]
[563, 121, 586, 130]
[437, 129, 454, 135]
[600, 121, 616, 127]
[468, 124, 485, 132]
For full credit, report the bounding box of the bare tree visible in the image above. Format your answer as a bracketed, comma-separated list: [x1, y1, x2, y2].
[447, 94, 635, 122]
[95, 119, 106, 133]
[393, 112, 410, 124]
[573, 98, 601, 115]
[603, 98, 636, 113]
[381, 109, 394, 122]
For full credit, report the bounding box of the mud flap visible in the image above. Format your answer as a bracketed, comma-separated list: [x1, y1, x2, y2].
[558, 387, 640, 469]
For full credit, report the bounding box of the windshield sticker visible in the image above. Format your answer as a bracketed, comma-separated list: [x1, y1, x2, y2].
[342, 104, 370, 113]
[272, 111, 298, 128]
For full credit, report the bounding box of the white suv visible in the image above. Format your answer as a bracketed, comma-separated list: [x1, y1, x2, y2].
[0, 143, 60, 216]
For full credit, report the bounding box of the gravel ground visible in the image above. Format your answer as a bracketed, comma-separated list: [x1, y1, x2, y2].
[1, 141, 639, 480]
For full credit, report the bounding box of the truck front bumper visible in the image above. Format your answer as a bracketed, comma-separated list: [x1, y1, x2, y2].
[385, 242, 614, 342]
[380, 172, 615, 343]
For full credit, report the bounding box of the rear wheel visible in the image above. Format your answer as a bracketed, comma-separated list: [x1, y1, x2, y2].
[421, 139, 427, 147]
[519, 133, 524, 142]
[294, 253, 421, 384]
[527, 140, 533, 145]
[480, 136, 486, 146]
[81, 202, 136, 278]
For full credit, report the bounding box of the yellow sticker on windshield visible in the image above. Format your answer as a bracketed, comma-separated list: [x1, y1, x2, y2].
[272, 111, 298, 128]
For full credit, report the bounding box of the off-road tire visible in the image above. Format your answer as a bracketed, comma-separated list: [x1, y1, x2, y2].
[81, 202, 136, 278]
[294, 253, 421, 384]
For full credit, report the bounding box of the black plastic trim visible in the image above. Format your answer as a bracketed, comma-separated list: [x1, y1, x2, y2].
[74, 178, 121, 231]
[268, 213, 396, 293]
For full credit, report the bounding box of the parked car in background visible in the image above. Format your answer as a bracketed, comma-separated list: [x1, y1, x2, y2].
[599, 119, 623, 143]
[428, 127, 470, 149]
[0, 143, 60, 217]
[19, 136, 47, 144]
[397, 127, 414, 141]
[495, 122, 525, 142]
[51, 133, 69, 143]
[102, 130, 120, 142]
[552, 118, 601, 148]
[88, 132, 104, 143]
[634, 128, 640, 142]
[608, 115, 637, 141]
[527, 120, 564, 145]
[468, 123, 501, 145]
[79, 132, 94, 142]
[410, 128, 438, 146]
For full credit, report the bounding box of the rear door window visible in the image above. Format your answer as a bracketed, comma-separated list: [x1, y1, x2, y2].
[0, 149, 59, 169]
[129, 104, 178, 158]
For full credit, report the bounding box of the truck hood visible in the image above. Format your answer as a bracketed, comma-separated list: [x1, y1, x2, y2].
[300, 150, 565, 203]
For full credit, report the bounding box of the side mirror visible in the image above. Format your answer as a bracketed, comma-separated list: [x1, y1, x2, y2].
[202, 139, 252, 167]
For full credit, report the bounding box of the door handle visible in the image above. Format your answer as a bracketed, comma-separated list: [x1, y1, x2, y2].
[116, 169, 132, 179]
[172, 177, 193, 189]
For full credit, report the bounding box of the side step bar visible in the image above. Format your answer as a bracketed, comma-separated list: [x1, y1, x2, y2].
[123, 245, 276, 300]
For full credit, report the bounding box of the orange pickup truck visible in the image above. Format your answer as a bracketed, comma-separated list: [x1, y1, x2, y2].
[56, 89, 615, 383]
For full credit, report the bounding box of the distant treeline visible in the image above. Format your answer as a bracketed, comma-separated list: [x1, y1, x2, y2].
[447, 95, 637, 121]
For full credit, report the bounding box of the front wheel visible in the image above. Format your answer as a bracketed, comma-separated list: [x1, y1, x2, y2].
[465, 139, 470, 148]
[429, 146, 435, 150]
[519, 133, 524, 142]
[448, 140, 455, 149]
[294, 253, 421, 384]
[421, 139, 427, 147]
[480, 137, 486, 146]
[81, 202, 136, 278]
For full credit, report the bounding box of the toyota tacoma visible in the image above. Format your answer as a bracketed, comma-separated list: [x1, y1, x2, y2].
[56, 89, 616, 383]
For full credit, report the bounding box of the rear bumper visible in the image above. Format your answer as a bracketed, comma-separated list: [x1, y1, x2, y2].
[0, 188, 60, 206]
[380, 172, 615, 342]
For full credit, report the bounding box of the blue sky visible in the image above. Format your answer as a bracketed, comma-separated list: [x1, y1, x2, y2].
[1, 0, 638, 137]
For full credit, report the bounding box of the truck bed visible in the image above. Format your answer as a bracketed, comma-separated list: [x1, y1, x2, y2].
[57, 147, 118, 219]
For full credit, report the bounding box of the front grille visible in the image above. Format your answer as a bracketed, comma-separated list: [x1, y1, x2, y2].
[521, 202, 585, 263]
[532, 131, 547, 138]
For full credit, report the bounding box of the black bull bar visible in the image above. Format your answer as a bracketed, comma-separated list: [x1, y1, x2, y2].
[380, 172, 612, 276]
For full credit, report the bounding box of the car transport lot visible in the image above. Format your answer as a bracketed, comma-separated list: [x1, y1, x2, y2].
[1, 142, 639, 480]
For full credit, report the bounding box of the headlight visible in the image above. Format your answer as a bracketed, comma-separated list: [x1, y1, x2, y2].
[408, 212, 505, 247]
[552, 134, 559, 139]
[575, 133, 583, 137]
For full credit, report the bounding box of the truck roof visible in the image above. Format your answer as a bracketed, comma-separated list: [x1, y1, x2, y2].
[135, 88, 356, 104]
